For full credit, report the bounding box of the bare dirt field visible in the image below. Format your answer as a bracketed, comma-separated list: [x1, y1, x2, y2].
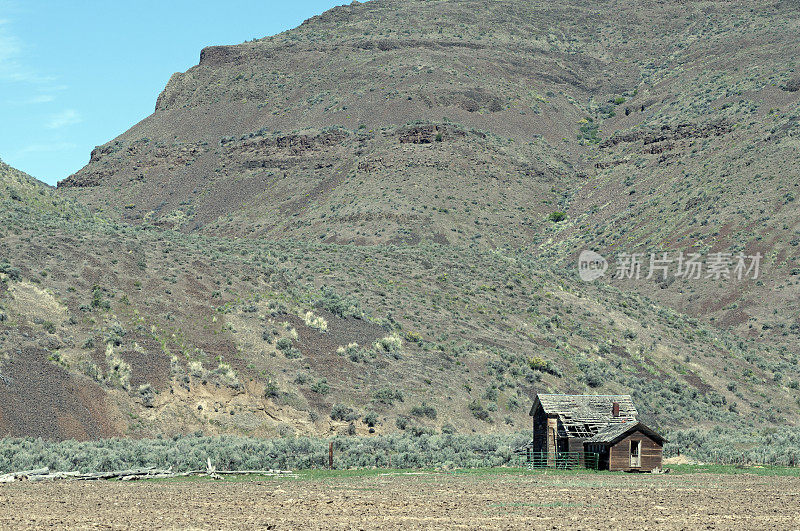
[1, 469, 798, 529]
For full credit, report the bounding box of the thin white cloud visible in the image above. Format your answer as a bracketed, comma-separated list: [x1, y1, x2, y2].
[27, 94, 54, 104]
[46, 109, 81, 129]
[14, 142, 77, 156]
[5, 93, 55, 105]
[0, 19, 26, 80]
[0, 17, 57, 85]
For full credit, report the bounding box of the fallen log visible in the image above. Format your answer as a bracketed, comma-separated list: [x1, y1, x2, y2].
[0, 467, 51, 482]
[0, 467, 295, 482]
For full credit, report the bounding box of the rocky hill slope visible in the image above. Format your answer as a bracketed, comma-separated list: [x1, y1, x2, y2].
[0, 155, 800, 438]
[2, 153, 797, 440]
[58, 0, 800, 356]
[2, 0, 799, 439]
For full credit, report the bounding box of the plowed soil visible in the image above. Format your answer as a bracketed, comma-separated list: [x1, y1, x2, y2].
[1, 470, 798, 529]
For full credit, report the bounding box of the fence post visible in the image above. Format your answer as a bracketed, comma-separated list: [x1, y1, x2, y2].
[329, 441, 334, 470]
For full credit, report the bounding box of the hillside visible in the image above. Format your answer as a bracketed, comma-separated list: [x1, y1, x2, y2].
[1, 155, 798, 440]
[2, 0, 800, 439]
[57, 0, 800, 356]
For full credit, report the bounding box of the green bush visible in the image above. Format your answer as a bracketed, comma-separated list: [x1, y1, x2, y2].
[0, 432, 531, 472]
[330, 404, 359, 422]
[363, 411, 379, 427]
[264, 380, 280, 399]
[314, 286, 363, 319]
[91, 286, 111, 310]
[310, 379, 330, 395]
[0, 262, 21, 281]
[373, 388, 404, 405]
[276, 338, 293, 351]
[528, 357, 560, 376]
[410, 402, 437, 420]
[468, 400, 491, 422]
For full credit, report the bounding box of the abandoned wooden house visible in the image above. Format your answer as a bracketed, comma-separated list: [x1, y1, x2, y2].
[584, 421, 665, 472]
[526, 393, 664, 471]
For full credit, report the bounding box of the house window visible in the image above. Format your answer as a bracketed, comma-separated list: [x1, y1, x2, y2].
[630, 440, 641, 467]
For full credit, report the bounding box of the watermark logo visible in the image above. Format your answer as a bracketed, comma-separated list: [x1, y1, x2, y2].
[578, 250, 762, 282]
[578, 250, 609, 282]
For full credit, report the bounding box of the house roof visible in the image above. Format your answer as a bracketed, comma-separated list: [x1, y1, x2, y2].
[529, 394, 638, 420]
[584, 421, 665, 445]
[529, 394, 639, 438]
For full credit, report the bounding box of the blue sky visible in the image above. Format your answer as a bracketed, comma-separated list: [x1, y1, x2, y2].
[0, 0, 348, 185]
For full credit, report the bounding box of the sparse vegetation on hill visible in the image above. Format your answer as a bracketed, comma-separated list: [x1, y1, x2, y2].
[2, 0, 800, 442]
[2, 157, 800, 439]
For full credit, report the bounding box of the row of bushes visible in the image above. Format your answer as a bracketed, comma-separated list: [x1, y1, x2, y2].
[3, 427, 800, 473]
[664, 426, 800, 466]
[0, 433, 529, 473]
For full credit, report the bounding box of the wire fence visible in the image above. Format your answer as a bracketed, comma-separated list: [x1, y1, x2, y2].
[518, 451, 600, 470]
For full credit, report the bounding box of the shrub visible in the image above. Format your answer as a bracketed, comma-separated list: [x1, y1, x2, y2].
[5, 427, 800, 472]
[264, 380, 280, 399]
[91, 286, 111, 310]
[337, 343, 374, 363]
[104, 344, 131, 390]
[276, 337, 301, 359]
[506, 396, 520, 411]
[548, 211, 567, 223]
[0, 432, 532, 472]
[330, 404, 357, 421]
[410, 402, 437, 420]
[138, 384, 154, 408]
[303, 311, 328, 332]
[314, 286, 363, 319]
[528, 357, 560, 376]
[468, 400, 491, 422]
[577, 118, 600, 143]
[584, 370, 603, 388]
[373, 388, 404, 405]
[311, 378, 330, 395]
[0, 263, 21, 281]
[441, 423, 456, 434]
[363, 411, 379, 427]
[374, 334, 402, 357]
[276, 338, 293, 351]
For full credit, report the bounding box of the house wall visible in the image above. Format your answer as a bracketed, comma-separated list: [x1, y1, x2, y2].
[531, 408, 549, 454]
[546, 417, 558, 464]
[568, 437, 586, 465]
[608, 431, 663, 471]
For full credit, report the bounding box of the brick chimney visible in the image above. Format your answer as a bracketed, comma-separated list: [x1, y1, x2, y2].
[612, 402, 620, 418]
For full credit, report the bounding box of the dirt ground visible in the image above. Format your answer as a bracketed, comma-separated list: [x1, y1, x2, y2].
[1, 470, 798, 529]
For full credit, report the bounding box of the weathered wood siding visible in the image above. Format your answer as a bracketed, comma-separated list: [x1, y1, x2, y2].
[531, 407, 549, 454]
[568, 437, 586, 465]
[546, 417, 558, 464]
[607, 430, 662, 471]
